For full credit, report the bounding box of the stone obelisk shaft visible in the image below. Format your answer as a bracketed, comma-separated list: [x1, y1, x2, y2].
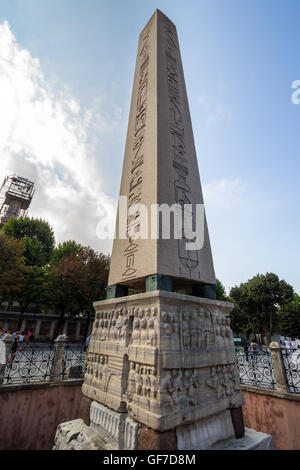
[108, 10, 216, 290]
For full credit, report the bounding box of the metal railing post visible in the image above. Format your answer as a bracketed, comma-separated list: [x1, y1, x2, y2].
[269, 341, 288, 393]
[49, 335, 68, 382]
[0, 334, 14, 385]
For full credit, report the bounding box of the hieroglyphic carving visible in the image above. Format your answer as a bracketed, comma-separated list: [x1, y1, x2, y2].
[162, 14, 199, 278]
[122, 25, 152, 281]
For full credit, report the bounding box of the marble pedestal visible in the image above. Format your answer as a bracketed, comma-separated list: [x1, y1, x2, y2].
[54, 291, 273, 450]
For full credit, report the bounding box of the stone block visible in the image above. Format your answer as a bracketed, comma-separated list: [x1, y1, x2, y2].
[124, 417, 140, 450]
[176, 410, 235, 450]
[85, 291, 244, 432]
[90, 401, 127, 449]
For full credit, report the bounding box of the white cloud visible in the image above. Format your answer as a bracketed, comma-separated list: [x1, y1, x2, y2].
[203, 178, 245, 210]
[0, 20, 116, 253]
[204, 102, 231, 131]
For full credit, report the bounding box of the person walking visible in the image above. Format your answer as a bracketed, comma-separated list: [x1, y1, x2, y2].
[7, 332, 21, 365]
[284, 337, 291, 350]
[250, 338, 258, 361]
[243, 339, 249, 362]
[85, 335, 90, 351]
[27, 329, 34, 343]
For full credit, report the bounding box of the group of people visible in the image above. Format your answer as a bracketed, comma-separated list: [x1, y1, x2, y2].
[242, 336, 300, 360]
[280, 337, 300, 350]
[0, 328, 35, 365]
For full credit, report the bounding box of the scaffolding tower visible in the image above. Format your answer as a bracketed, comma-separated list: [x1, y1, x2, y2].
[0, 175, 35, 229]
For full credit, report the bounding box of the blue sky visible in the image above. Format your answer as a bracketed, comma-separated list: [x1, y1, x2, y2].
[0, 0, 299, 293]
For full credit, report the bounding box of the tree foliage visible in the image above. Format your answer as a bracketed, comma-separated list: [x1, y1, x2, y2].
[229, 273, 294, 343]
[216, 279, 227, 301]
[51, 240, 83, 265]
[279, 293, 300, 338]
[44, 247, 110, 337]
[0, 233, 28, 306]
[2, 217, 55, 266]
[15, 266, 47, 329]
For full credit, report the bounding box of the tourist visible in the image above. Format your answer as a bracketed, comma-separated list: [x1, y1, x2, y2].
[0, 334, 5, 368]
[19, 331, 25, 342]
[27, 328, 34, 342]
[284, 337, 291, 350]
[85, 335, 90, 351]
[250, 338, 257, 352]
[8, 332, 21, 365]
[243, 339, 249, 361]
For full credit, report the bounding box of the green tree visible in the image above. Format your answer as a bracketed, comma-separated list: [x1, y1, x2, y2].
[229, 273, 294, 344]
[44, 247, 110, 339]
[2, 217, 55, 266]
[15, 266, 47, 329]
[279, 293, 300, 338]
[0, 233, 27, 308]
[51, 240, 82, 265]
[229, 283, 256, 337]
[216, 279, 227, 301]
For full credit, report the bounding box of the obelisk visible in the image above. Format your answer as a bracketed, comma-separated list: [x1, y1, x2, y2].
[53, 10, 273, 451]
[107, 9, 216, 298]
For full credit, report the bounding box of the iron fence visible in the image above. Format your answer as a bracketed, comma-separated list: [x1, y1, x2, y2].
[2, 342, 86, 384]
[236, 349, 276, 389]
[4, 343, 55, 384]
[281, 349, 300, 394]
[1, 340, 299, 394]
[61, 343, 86, 379]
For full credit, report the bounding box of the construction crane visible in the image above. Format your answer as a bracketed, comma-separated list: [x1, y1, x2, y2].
[0, 175, 35, 229]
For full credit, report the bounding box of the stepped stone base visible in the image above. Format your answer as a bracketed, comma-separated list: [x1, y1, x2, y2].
[53, 401, 273, 451]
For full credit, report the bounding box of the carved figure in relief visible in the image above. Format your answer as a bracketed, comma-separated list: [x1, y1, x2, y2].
[225, 317, 233, 343]
[228, 364, 241, 392]
[206, 367, 223, 399]
[220, 323, 226, 347]
[169, 369, 182, 409]
[151, 306, 158, 317]
[187, 369, 199, 406]
[104, 320, 109, 341]
[127, 362, 136, 401]
[160, 372, 175, 412]
[116, 310, 123, 338]
[220, 365, 232, 396]
[99, 319, 105, 342]
[139, 308, 145, 320]
[148, 318, 157, 347]
[161, 312, 172, 350]
[140, 318, 148, 344]
[102, 356, 108, 385]
[132, 319, 141, 345]
[190, 312, 198, 349]
[109, 318, 115, 341]
[150, 367, 158, 399]
[144, 371, 151, 398]
[171, 314, 179, 350]
[204, 309, 214, 347]
[135, 364, 142, 396]
[120, 317, 128, 341]
[182, 311, 190, 349]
